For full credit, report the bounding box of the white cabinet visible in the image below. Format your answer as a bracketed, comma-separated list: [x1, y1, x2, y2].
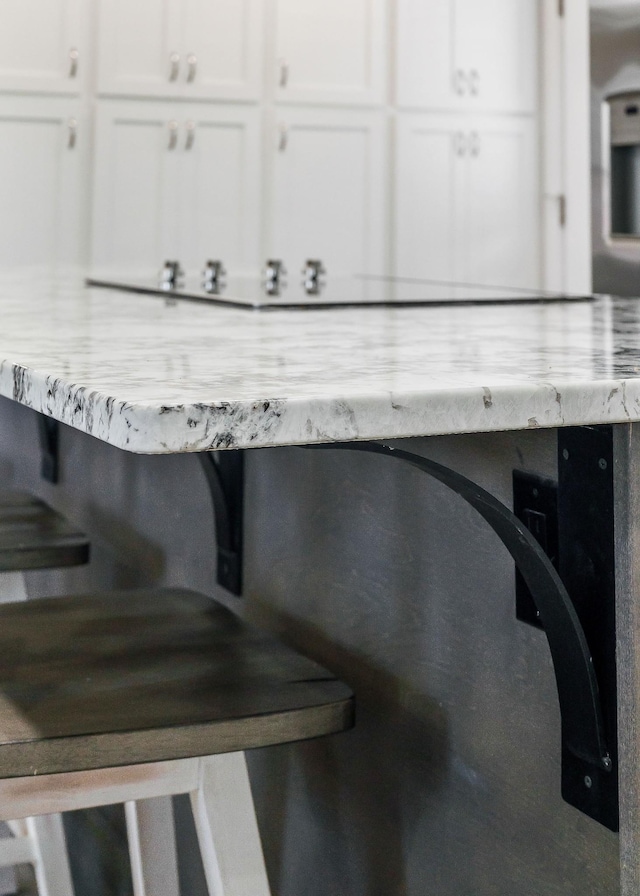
[269, 108, 387, 277]
[274, 0, 386, 106]
[182, 0, 264, 102]
[0, 0, 88, 95]
[97, 0, 263, 101]
[91, 101, 261, 276]
[175, 105, 262, 274]
[91, 103, 179, 273]
[396, 0, 456, 111]
[455, 0, 538, 113]
[395, 114, 540, 288]
[456, 118, 539, 287]
[395, 117, 457, 281]
[396, 0, 538, 113]
[0, 96, 88, 266]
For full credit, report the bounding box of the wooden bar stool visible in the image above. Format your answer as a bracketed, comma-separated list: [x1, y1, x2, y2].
[0, 491, 89, 896]
[0, 587, 354, 896]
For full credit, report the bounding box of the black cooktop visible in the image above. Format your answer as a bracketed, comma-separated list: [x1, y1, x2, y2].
[86, 272, 591, 311]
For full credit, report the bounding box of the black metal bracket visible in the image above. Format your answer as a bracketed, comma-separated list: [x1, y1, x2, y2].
[37, 416, 60, 484]
[555, 426, 617, 831]
[199, 451, 244, 595]
[308, 437, 618, 831]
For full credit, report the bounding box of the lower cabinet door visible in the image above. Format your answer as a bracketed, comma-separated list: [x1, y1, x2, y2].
[394, 114, 457, 280]
[176, 104, 262, 277]
[91, 100, 262, 280]
[91, 101, 181, 276]
[0, 96, 88, 267]
[458, 116, 540, 289]
[269, 107, 388, 280]
[394, 112, 540, 289]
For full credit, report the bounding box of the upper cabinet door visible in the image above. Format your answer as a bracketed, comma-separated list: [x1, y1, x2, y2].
[394, 115, 457, 280]
[0, 0, 87, 95]
[177, 105, 262, 274]
[270, 108, 387, 277]
[454, 0, 538, 113]
[457, 118, 540, 288]
[274, 0, 386, 106]
[91, 102, 182, 275]
[396, 0, 456, 110]
[97, 0, 263, 101]
[396, 0, 538, 113]
[0, 96, 88, 267]
[182, 0, 264, 101]
[97, 0, 183, 98]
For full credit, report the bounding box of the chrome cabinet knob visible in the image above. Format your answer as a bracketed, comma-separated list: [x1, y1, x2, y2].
[454, 131, 467, 157]
[167, 120, 179, 150]
[279, 58, 289, 88]
[469, 131, 480, 157]
[69, 47, 79, 79]
[454, 68, 466, 95]
[185, 120, 196, 150]
[278, 123, 289, 152]
[186, 53, 197, 83]
[469, 69, 479, 96]
[67, 118, 77, 149]
[169, 52, 180, 82]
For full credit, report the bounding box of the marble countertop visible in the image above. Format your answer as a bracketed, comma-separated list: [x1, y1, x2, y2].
[1, 270, 639, 453]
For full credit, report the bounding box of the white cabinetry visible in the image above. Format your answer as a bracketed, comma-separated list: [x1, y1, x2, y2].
[274, 0, 386, 106]
[0, 96, 87, 266]
[395, 114, 539, 288]
[92, 102, 261, 276]
[456, 118, 539, 287]
[396, 0, 537, 113]
[269, 109, 387, 277]
[0, 0, 88, 95]
[182, 0, 264, 102]
[97, 0, 263, 101]
[176, 105, 262, 273]
[395, 116, 457, 281]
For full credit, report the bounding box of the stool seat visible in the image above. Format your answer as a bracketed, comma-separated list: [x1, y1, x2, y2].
[0, 491, 89, 571]
[0, 588, 353, 778]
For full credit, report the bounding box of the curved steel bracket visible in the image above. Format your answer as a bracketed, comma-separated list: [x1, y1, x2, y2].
[308, 440, 617, 829]
[38, 415, 59, 484]
[199, 451, 244, 595]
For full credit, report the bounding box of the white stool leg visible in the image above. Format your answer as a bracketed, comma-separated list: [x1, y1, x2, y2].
[0, 571, 75, 896]
[125, 797, 180, 896]
[189, 753, 271, 896]
[26, 816, 75, 896]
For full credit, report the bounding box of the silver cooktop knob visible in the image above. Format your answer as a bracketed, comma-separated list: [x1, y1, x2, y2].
[302, 259, 326, 295]
[159, 260, 184, 291]
[202, 259, 226, 294]
[263, 259, 287, 295]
